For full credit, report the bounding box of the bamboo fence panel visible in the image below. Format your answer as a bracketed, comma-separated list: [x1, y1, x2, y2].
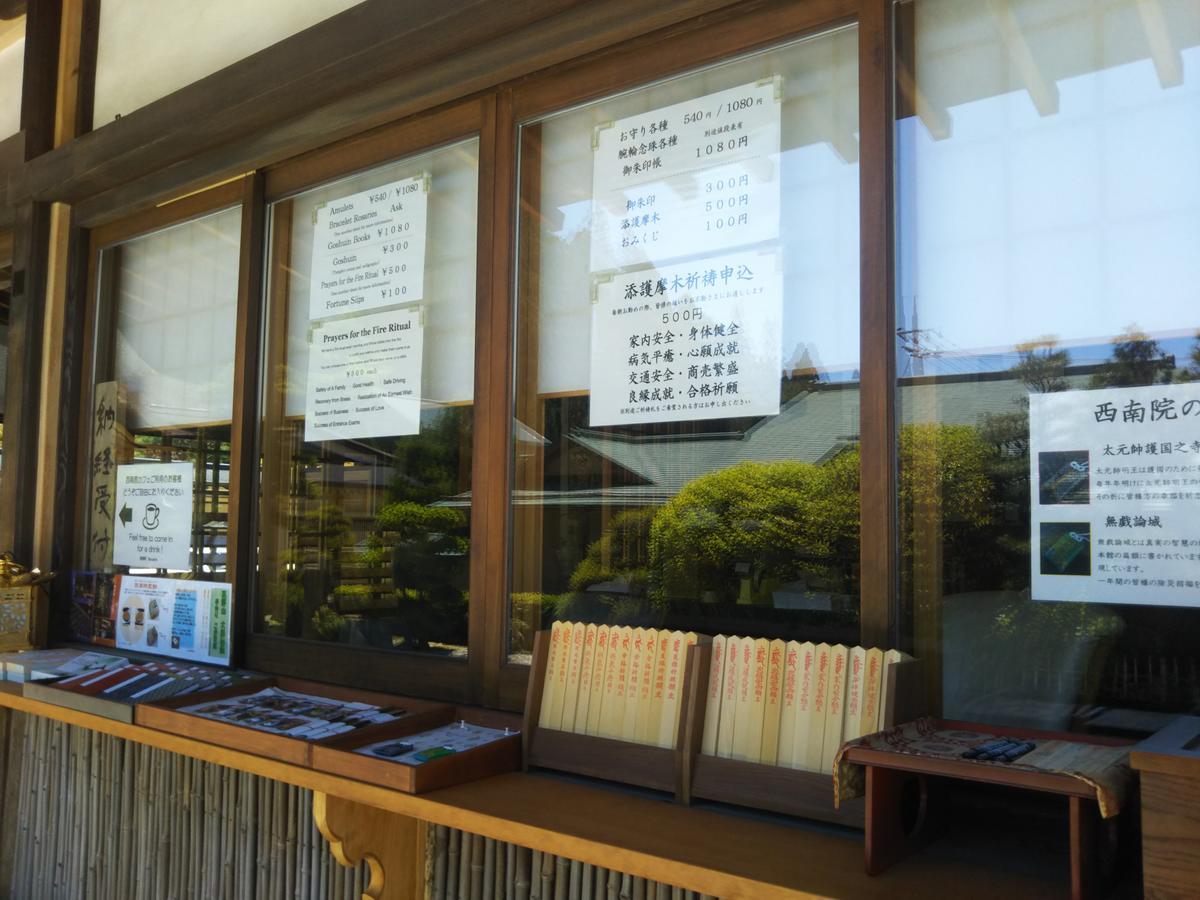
[3, 712, 721, 900]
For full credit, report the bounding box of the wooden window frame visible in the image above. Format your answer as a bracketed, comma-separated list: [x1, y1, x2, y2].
[73, 176, 255, 652]
[245, 97, 498, 705]
[58, 0, 898, 714]
[489, 0, 894, 710]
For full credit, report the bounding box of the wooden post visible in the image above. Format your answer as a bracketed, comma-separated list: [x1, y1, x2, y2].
[313, 792, 426, 900]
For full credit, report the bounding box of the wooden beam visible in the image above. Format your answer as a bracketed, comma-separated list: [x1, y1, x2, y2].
[986, 0, 1058, 118]
[14, 0, 749, 219]
[18, 0, 60, 159]
[1136, 0, 1183, 89]
[0, 200, 50, 563]
[858, 0, 897, 651]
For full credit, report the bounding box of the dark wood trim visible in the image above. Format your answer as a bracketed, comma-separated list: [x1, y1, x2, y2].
[0, 132, 22, 228]
[72, 0, 100, 138]
[18, 0, 60, 159]
[468, 92, 500, 707]
[477, 88, 517, 708]
[264, 97, 488, 202]
[509, 0, 857, 121]
[857, 0, 896, 650]
[244, 634, 472, 705]
[0, 201, 49, 563]
[14, 0, 752, 221]
[89, 177, 244, 249]
[227, 173, 266, 666]
[47, 210, 91, 638]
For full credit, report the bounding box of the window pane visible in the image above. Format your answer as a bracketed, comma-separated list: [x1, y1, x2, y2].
[256, 139, 478, 656]
[83, 206, 242, 585]
[897, 0, 1200, 731]
[510, 28, 860, 660]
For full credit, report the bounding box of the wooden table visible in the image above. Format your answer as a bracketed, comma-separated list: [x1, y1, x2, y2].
[0, 685, 1072, 900]
[843, 722, 1133, 900]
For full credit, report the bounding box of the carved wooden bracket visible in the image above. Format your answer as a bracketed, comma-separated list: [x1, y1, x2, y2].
[313, 792, 426, 900]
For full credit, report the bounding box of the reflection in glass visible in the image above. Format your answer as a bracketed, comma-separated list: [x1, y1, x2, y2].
[256, 140, 478, 656]
[897, 0, 1200, 730]
[510, 27, 861, 660]
[84, 207, 243, 582]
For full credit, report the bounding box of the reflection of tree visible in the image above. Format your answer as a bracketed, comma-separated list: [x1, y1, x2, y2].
[1089, 326, 1174, 388]
[354, 407, 471, 650]
[1176, 331, 1200, 383]
[557, 424, 997, 619]
[649, 453, 861, 606]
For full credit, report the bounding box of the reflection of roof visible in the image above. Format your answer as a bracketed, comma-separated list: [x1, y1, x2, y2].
[564, 373, 1091, 500]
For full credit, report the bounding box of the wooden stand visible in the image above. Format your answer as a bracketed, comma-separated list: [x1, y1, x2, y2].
[684, 645, 924, 827]
[1130, 715, 1200, 899]
[521, 629, 696, 798]
[137, 676, 448, 766]
[311, 707, 520, 794]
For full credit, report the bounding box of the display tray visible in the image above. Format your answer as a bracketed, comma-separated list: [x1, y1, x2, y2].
[22, 656, 263, 724]
[136, 676, 448, 766]
[682, 644, 923, 827]
[521, 629, 704, 799]
[311, 707, 521, 793]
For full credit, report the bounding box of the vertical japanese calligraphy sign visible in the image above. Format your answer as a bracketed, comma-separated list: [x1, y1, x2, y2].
[89, 381, 128, 572]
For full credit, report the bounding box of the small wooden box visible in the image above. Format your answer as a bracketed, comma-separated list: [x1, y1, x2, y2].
[683, 644, 924, 827]
[0, 586, 49, 652]
[522, 629, 704, 798]
[136, 676, 448, 767]
[311, 707, 521, 793]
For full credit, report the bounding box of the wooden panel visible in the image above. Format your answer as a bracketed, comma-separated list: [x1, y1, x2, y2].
[856, 0, 897, 652]
[1141, 771, 1200, 900]
[468, 93, 499, 706]
[478, 88, 517, 707]
[245, 634, 473, 704]
[264, 97, 487, 201]
[15, 0, 757, 221]
[0, 201, 50, 564]
[89, 177, 244, 249]
[17, 0, 59, 160]
[227, 173, 265, 665]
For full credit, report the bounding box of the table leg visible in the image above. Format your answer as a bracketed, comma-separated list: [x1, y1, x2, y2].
[1069, 796, 1105, 900]
[864, 765, 942, 876]
[313, 792, 426, 900]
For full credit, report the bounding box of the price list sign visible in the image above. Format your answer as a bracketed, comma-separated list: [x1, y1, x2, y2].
[589, 248, 782, 427]
[309, 174, 429, 320]
[305, 306, 424, 442]
[590, 79, 782, 273]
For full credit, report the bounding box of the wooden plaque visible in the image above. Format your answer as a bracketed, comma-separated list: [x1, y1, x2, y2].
[0, 586, 49, 652]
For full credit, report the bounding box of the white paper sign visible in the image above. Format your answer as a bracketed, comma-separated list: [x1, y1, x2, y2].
[305, 306, 424, 442]
[114, 575, 232, 664]
[112, 462, 194, 571]
[590, 79, 782, 273]
[1029, 383, 1200, 608]
[309, 175, 428, 321]
[588, 248, 782, 427]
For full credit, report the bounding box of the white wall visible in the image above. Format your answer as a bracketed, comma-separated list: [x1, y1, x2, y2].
[93, 0, 364, 126]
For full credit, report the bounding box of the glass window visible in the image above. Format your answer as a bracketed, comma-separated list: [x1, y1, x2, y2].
[509, 27, 860, 661]
[0, 14, 23, 140]
[0, 229, 9, 475]
[82, 206, 243, 588]
[897, 0, 1200, 731]
[256, 139, 479, 657]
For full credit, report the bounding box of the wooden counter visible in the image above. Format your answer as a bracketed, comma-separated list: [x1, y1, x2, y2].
[0, 684, 1068, 899]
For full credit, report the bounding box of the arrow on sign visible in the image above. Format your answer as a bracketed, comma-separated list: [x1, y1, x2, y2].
[118, 504, 133, 527]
